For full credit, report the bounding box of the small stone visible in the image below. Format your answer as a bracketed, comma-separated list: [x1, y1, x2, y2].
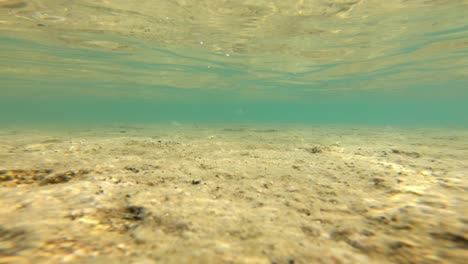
[78, 217, 99, 225]
[124, 166, 140, 173]
[40, 173, 71, 185]
[304, 146, 323, 154]
[111, 178, 122, 184]
[420, 170, 432, 176]
[123, 206, 146, 221]
[191, 180, 201, 185]
[373, 177, 385, 187]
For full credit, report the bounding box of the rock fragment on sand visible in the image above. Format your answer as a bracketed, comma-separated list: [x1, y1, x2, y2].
[0, 169, 89, 187]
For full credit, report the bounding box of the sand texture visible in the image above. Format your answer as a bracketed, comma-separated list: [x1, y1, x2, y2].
[0, 125, 467, 264]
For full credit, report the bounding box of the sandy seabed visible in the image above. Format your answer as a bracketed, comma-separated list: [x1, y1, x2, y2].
[0, 124, 467, 264]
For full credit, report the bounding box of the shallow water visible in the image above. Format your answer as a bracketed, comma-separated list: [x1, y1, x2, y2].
[1, 0, 468, 126]
[1, 1, 468, 264]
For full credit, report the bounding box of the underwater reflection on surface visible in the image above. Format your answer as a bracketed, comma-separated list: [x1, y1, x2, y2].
[1, 0, 467, 98]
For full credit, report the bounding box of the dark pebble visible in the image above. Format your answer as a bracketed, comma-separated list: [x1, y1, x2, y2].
[123, 206, 145, 221]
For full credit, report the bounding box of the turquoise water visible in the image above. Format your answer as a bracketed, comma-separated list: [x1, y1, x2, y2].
[1, 0, 467, 126]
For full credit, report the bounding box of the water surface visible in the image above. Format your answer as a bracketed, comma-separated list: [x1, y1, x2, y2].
[1, 0, 467, 126]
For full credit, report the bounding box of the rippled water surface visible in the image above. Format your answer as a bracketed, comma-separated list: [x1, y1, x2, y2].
[1, 0, 467, 125]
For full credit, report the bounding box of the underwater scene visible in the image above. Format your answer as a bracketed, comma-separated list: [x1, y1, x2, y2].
[1, 0, 467, 263]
